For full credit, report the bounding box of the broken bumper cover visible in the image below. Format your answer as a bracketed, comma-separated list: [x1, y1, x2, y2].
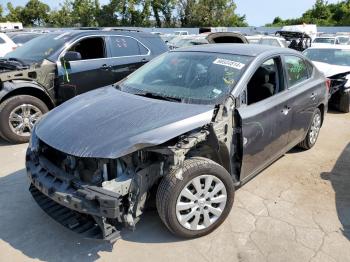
[26, 150, 122, 242]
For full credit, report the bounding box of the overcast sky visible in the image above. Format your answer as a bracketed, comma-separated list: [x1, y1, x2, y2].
[4, 0, 341, 26]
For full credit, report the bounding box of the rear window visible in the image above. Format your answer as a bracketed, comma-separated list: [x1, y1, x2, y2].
[0, 37, 5, 44]
[109, 36, 147, 57]
[314, 38, 335, 44]
[284, 56, 309, 87]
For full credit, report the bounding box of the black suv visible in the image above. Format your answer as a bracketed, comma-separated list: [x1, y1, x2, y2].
[0, 29, 168, 143]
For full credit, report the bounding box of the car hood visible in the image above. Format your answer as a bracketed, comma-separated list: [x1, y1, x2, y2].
[312, 61, 350, 77]
[36, 86, 214, 159]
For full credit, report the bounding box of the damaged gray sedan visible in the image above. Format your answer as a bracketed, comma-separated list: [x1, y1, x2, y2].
[26, 44, 328, 241]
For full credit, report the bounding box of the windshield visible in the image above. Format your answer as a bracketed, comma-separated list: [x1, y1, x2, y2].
[313, 38, 335, 44]
[5, 32, 72, 62]
[120, 51, 253, 104]
[304, 48, 350, 66]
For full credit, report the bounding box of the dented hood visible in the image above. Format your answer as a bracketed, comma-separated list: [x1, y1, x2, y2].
[36, 86, 214, 159]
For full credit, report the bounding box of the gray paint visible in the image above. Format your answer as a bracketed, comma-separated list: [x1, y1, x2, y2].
[35, 86, 214, 159]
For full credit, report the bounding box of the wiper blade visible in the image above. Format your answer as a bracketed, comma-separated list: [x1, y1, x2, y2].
[135, 92, 182, 102]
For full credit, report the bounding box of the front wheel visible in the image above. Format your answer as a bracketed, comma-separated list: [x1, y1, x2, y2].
[0, 95, 48, 143]
[298, 108, 322, 150]
[156, 157, 235, 238]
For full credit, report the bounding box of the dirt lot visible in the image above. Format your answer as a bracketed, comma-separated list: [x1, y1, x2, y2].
[0, 111, 349, 262]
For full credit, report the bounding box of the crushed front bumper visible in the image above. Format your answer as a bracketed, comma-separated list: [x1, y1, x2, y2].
[26, 149, 122, 242]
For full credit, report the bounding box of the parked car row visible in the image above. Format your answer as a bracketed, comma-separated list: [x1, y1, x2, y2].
[0, 27, 343, 242]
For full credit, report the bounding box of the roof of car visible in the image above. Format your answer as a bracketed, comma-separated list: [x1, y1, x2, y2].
[173, 43, 289, 56]
[47, 29, 157, 38]
[308, 45, 350, 50]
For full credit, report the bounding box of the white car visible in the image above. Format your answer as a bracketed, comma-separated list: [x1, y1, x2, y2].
[0, 33, 17, 57]
[312, 35, 350, 47]
[303, 45, 350, 112]
[246, 35, 288, 47]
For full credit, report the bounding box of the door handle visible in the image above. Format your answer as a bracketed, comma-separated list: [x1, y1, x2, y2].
[141, 58, 147, 62]
[100, 64, 110, 70]
[281, 106, 291, 115]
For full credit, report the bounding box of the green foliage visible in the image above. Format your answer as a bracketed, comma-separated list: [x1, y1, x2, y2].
[267, 0, 350, 27]
[3, 0, 247, 28]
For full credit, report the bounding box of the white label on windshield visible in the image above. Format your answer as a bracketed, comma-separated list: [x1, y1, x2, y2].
[213, 58, 245, 70]
[212, 89, 222, 95]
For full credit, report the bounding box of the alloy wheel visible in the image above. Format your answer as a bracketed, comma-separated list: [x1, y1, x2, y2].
[8, 104, 42, 137]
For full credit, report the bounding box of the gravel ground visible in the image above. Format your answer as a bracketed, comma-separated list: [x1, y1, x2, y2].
[0, 111, 349, 262]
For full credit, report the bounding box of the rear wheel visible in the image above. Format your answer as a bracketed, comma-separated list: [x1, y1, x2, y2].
[0, 95, 48, 143]
[298, 108, 322, 150]
[156, 157, 235, 238]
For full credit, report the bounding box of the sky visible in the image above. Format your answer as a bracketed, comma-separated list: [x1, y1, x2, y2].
[2, 0, 341, 26]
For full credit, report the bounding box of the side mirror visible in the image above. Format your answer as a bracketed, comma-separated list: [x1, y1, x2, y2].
[62, 51, 82, 62]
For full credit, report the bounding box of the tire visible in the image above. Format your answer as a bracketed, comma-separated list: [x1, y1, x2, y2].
[298, 108, 322, 150]
[0, 95, 48, 144]
[156, 157, 235, 238]
[338, 91, 350, 113]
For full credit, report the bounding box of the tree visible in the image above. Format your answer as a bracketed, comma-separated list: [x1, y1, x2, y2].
[48, 0, 74, 27]
[21, 0, 50, 26]
[70, 0, 100, 27]
[5, 2, 24, 23]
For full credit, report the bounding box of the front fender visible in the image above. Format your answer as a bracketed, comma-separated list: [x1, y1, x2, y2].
[0, 80, 55, 105]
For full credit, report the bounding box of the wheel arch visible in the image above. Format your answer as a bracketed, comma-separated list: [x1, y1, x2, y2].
[0, 82, 55, 110]
[318, 103, 325, 126]
[186, 141, 236, 182]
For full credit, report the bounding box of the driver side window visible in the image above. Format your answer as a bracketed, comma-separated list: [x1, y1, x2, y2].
[246, 57, 283, 105]
[68, 37, 106, 60]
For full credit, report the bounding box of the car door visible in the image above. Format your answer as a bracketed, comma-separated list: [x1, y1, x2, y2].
[57, 36, 114, 100]
[237, 57, 294, 181]
[106, 35, 150, 82]
[282, 55, 323, 147]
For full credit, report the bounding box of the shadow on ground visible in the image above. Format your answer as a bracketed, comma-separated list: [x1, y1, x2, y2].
[321, 143, 350, 240]
[0, 169, 180, 261]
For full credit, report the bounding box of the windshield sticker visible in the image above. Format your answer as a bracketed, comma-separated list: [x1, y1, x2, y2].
[212, 89, 222, 95]
[213, 58, 245, 70]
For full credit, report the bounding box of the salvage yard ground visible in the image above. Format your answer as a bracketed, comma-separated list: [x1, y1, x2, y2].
[0, 111, 349, 262]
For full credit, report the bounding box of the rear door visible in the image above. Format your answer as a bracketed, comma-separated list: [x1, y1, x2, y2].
[237, 57, 294, 181]
[106, 35, 150, 82]
[282, 55, 322, 147]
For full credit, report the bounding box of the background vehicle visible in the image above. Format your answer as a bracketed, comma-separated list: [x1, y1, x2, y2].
[304, 46, 350, 112]
[275, 24, 317, 51]
[174, 30, 189, 36]
[0, 29, 168, 143]
[168, 32, 248, 49]
[246, 35, 288, 47]
[312, 36, 338, 47]
[6, 32, 42, 46]
[0, 33, 17, 57]
[26, 44, 328, 241]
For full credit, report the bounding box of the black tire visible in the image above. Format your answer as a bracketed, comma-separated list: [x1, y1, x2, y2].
[298, 108, 322, 150]
[156, 157, 235, 238]
[338, 92, 350, 113]
[0, 95, 48, 144]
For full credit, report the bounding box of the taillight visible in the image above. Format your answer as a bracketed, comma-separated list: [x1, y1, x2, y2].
[325, 78, 331, 92]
